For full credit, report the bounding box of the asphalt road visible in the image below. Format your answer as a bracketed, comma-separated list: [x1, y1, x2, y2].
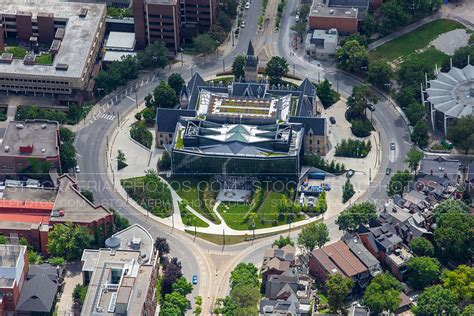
[74, 0, 411, 312]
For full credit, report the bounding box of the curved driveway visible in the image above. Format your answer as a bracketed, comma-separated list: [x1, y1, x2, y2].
[74, 0, 411, 312]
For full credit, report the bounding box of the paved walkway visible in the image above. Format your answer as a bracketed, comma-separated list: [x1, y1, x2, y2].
[55, 261, 82, 316]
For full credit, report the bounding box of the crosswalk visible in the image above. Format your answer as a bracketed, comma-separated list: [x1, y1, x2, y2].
[96, 112, 115, 121]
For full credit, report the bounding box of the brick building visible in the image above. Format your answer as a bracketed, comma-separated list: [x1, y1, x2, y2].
[133, 0, 217, 52]
[0, 244, 28, 316]
[0, 120, 60, 179]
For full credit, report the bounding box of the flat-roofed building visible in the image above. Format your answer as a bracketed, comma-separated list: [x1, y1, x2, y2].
[0, 0, 106, 105]
[0, 244, 28, 315]
[308, 0, 360, 34]
[80, 247, 158, 316]
[0, 120, 60, 178]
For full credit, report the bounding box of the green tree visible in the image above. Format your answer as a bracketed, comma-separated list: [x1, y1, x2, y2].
[387, 169, 413, 196]
[80, 190, 94, 203]
[272, 235, 294, 248]
[72, 284, 88, 307]
[335, 40, 368, 74]
[158, 151, 171, 171]
[159, 303, 181, 316]
[404, 148, 423, 174]
[432, 199, 469, 222]
[172, 277, 193, 296]
[379, 1, 410, 35]
[265, 56, 289, 86]
[192, 33, 218, 54]
[217, 12, 232, 32]
[367, 59, 393, 91]
[153, 81, 178, 108]
[230, 263, 259, 289]
[137, 42, 167, 69]
[406, 256, 441, 289]
[442, 45, 474, 71]
[209, 24, 227, 43]
[405, 103, 426, 125]
[316, 79, 340, 108]
[60, 142, 77, 173]
[447, 115, 474, 154]
[396, 86, 418, 108]
[291, 22, 307, 43]
[111, 208, 130, 232]
[411, 121, 430, 147]
[60, 127, 75, 143]
[347, 84, 378, 119]
[434, 210, 474, 262]
[168, 73, 185, 96]
[47, 223, 93, 261]
[142, 107, 156, 124]
[413, 285, 458, 316]
[440, 265, 474, 304]
[297, 222, 329, 252]
[229, 283, 260, 313]
[361, 14, 377, 36]
[130, 121, 153, 149]
[362, 273, 402, 314]
[409, 237, 434, 257]
[399, 56, 433, 88]
[326, 274, 354, 313]
[231, 55, 246, 80]
[117, 149, 127, 170]
[342, 179, 355, 203]
[335, 202, 377, 232]
[163, 291, 190, 315]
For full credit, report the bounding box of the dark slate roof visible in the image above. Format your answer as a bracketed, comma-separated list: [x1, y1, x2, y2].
[247, 41, 255, 56]
[16, 264, 59, 313]
[298, 78, 317, 97]
[245, 41, 258, 69]
[328, 0, 369, 9]
[419, 156, 460, 182]
[186, 73, 206, 110]
[468, 161, 474, 181]
[156, 108, 196, 133]
[288, 116, 326, 136]
[231, 82, 268, 98]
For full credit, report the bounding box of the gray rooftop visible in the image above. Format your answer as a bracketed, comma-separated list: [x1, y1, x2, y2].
[107, 224, 154, 263]
[0, 0, 105, 79]
[419, 156, 460, 182]
[345, 237, 379, 269]
[0, 120, 59, 158]
[105, 32, 136, 50]
[310, 4, 358, 18]
[311, 29, 338, 43]
[0, 244, 26, 268]
[2, 186, 56, 202]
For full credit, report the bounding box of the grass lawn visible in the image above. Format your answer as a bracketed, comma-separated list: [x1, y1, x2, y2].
[369, 19, 465, 62]
[412, 46, 449, 68]
[35, 53, 53, 65]
[169, 177, 220, 224]
[179, 203, 209, 228]
[4, 46, 28, 58]
[121, 175, 173, 218]
[217, 191, 304, 230]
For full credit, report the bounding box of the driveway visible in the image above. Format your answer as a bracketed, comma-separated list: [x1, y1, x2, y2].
[55, 261, 83, 316]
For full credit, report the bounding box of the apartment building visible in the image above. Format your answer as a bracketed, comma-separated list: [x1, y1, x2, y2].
[133, 0, 217, 51]
[0, 0, 106, 105]
[0, 244, 28, 316]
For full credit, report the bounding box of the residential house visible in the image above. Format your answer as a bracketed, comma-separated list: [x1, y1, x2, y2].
[15, 264, 60, 316]
[309, 240, 369, 288]
[357, 223, 413, 281]
[262, 245, 295, 284]
[344, 235, 381, 277]
[419, 156, 460, 184]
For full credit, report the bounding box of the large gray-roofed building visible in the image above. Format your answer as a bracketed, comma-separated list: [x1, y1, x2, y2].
[419, 156, 460, 183]
[423, 64, 474, 134]
[105, 224, 154, 263]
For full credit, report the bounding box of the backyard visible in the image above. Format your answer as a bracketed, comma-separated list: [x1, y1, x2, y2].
[369, 19, 465, 62]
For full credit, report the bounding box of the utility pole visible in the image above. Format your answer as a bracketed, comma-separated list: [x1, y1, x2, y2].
[117, 112, 120, 127]
[222, 229, 225, 247]
[337, 80, 339, 94]
[223, 60, 225, 73]
[135, 92, 138, 108]
[293, 63, 295, 77]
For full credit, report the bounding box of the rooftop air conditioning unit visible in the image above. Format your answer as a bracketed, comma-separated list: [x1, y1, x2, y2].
[4, 145, 9, 152]
[41, 124, 47, 129]
[16, 124, 24, 129]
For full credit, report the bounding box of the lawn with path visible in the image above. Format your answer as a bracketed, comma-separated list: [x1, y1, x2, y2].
[369, 19, 465, 62]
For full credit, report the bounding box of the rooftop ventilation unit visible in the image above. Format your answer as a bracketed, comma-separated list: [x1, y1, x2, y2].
[79, 8, 88, 18]
[56, 63, 69, 71]
[4, 145, 9, 152]
[16, 124, 24, 129]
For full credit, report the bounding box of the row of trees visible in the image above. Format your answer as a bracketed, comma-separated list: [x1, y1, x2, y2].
[231, 55, 290, 85]
[303, 154, 346, 175]
[214, 263, 261, 315]
[335, 139, 372, 158]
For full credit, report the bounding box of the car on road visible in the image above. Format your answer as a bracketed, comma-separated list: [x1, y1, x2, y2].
[329, 117, 336, 124]
[346, 169, 355, 178]
[367, 104, 375, 111]
[390, 142, 395, 150]
[245, 2, 250, 9]
[192, 275, 198, 285]
[241, 21, 246, 28]
[385, 167, 391, 175]
[75, 165, 80, 173]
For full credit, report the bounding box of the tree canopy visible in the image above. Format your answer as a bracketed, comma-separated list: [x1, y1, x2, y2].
[137, 42, 167, 69]
[447, 115, 474, 154]
[172, 277, 193, 296]
[347, 84, 378, 119]
[316, 79, 340, 108]
[406, 256, 441, 290]
[47, 223, 93, 261]
[404, 148, 423, 173]
[153, 80, 178, 108]
[229, 263, 259, 289]
[297, 222, 329, 252]
[440, 265, 474, 304]
[411, 121, 430, 147]
[231, 55, 246, 80]
[168, 73, 185, 96]
[432, 199, 469, 222]
[193, 33, 218, 54]
[335, 202, 377, 232]
[408, 237, 434, 257]
[272, 235, 294, 249]
[367, 59, 393, 91]
[387, 170, 413, 196]
[336, 40, 368, 74]
[362, 273, 402, 314]
[265, 56, 289, 85]
[413, 285, 458, 316]
[326, 274, 354, 313]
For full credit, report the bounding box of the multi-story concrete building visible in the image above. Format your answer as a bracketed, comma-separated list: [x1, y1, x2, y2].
[0, 1, 106, 106]
[133, 0, 217, 52]
[0, 243, 28, 316]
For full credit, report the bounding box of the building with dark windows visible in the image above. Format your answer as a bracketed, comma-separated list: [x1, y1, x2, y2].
[133, 0, 217, 51]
